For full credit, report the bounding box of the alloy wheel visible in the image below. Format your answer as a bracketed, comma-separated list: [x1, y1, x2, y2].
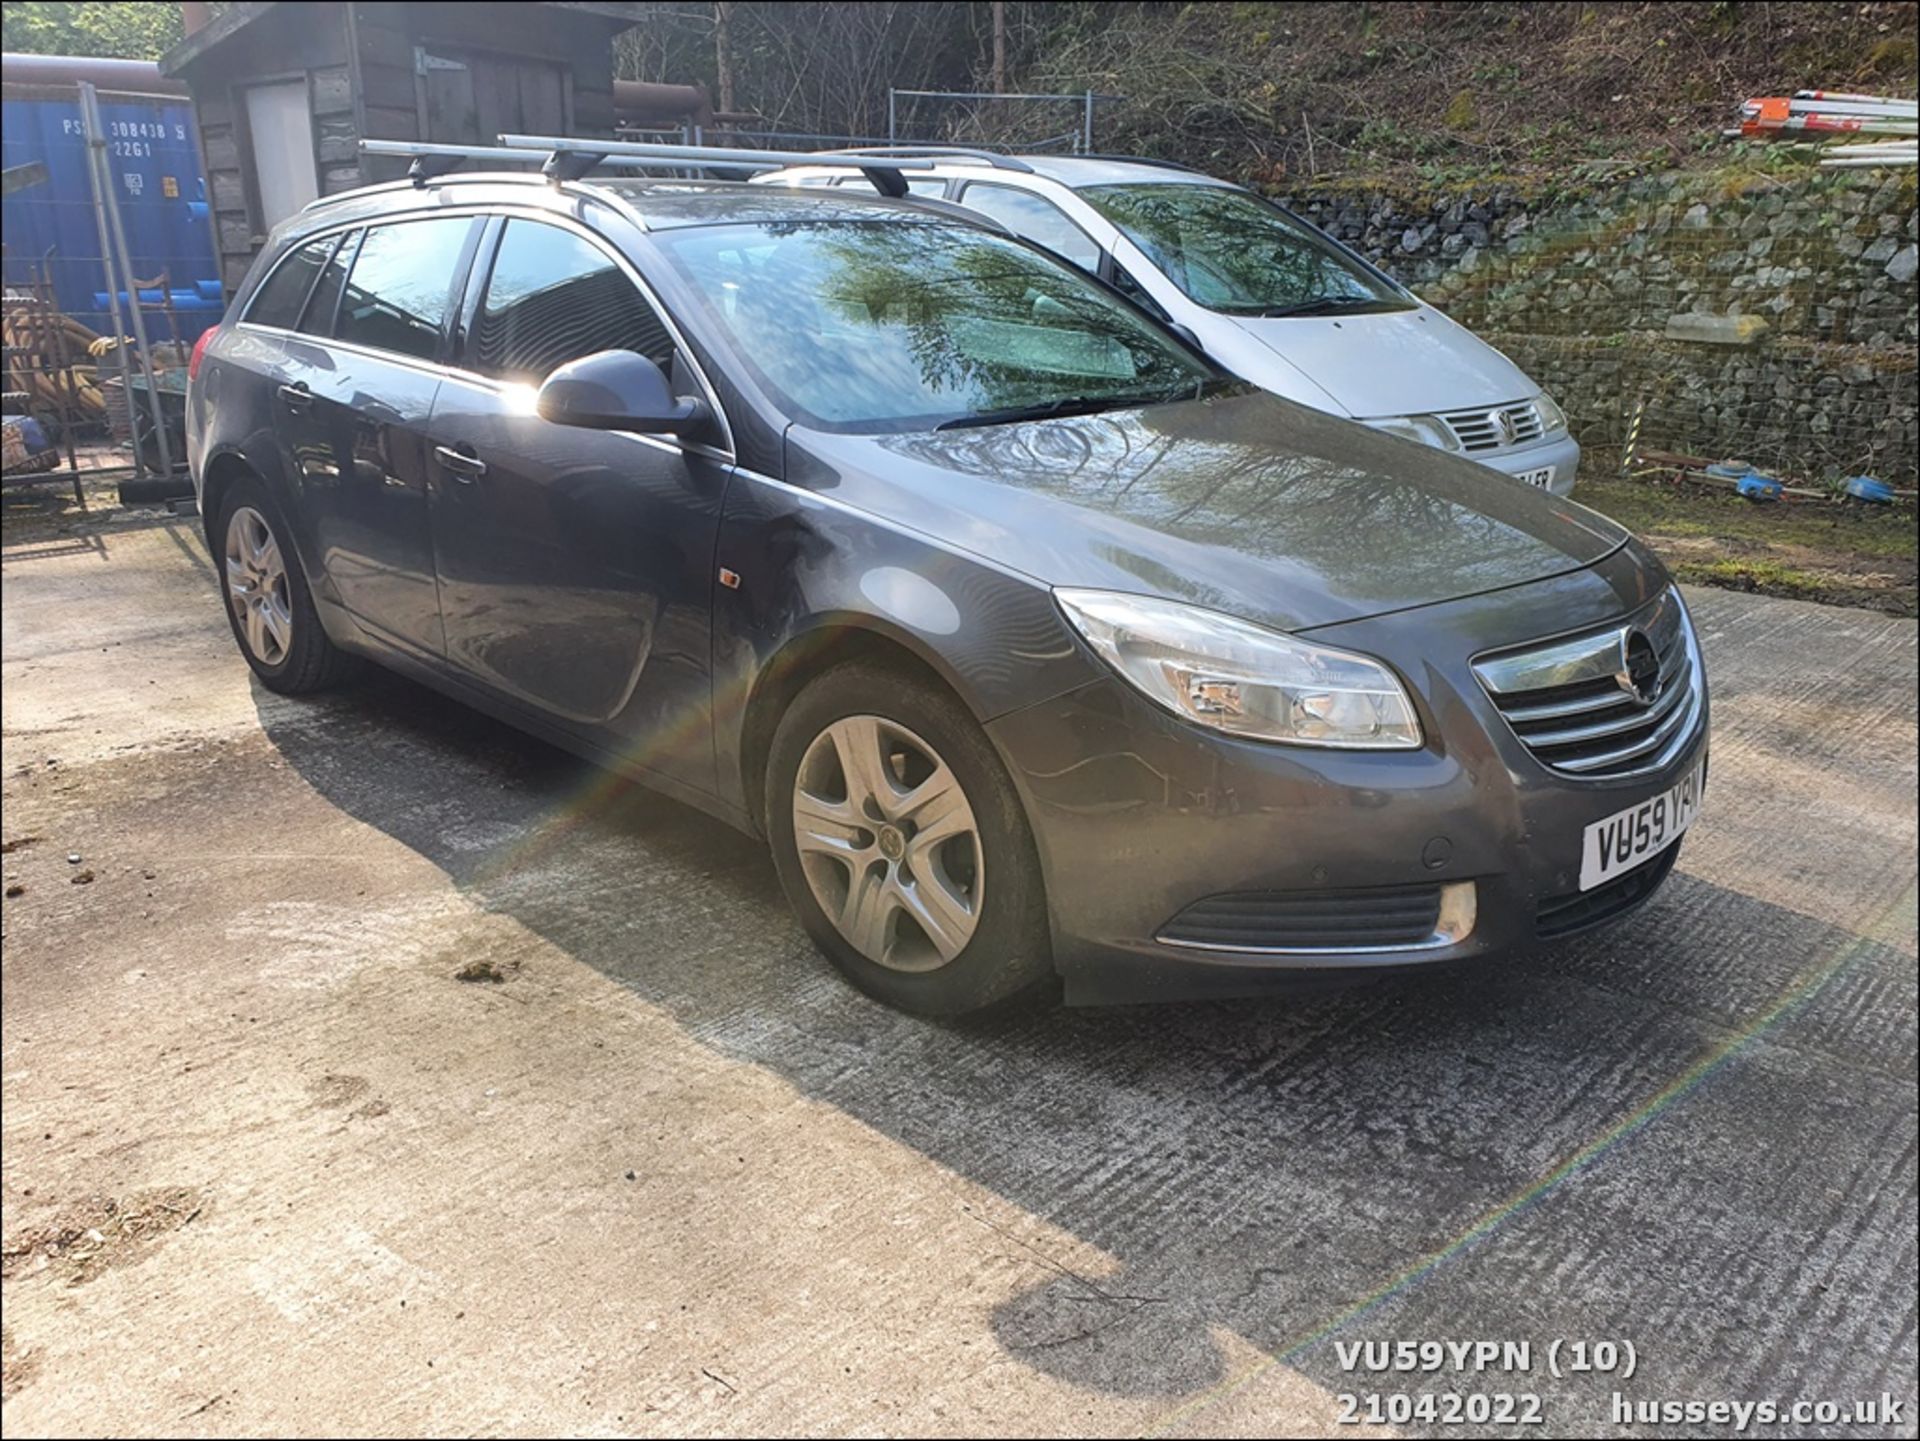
[224, 505, 293, 667]
[791, 715, 985, 972]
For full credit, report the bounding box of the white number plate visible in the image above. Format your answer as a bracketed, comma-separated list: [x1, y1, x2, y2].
[1516, 466, 1555, 489]
[1579, 760, 1704, 891]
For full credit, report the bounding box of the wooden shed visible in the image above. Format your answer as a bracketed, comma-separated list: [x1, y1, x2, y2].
[158, 1, 638, 290]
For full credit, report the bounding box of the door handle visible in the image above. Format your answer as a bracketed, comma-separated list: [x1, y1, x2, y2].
[277, 383, 312, 411]
[434, 444, 487, 482]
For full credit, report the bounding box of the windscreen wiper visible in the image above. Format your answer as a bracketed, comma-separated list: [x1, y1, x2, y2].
[934, 391, 1177, 431]
[1256, 295, 1404, 318]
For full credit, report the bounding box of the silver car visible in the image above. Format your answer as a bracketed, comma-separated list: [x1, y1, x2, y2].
[765, 152, 1580, 496]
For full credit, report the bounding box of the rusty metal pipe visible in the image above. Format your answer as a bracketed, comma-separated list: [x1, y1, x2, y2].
[0, 52, 187, 98]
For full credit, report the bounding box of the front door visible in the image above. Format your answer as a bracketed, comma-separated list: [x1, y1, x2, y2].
[290, 216, 480, 657]
[427, 217, 727, 791]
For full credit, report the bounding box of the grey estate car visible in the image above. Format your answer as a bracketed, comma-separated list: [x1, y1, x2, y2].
[186, 172, 1707, 1014]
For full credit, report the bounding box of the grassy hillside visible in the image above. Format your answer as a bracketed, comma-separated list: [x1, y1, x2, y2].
[1023, 1, 1919, 184]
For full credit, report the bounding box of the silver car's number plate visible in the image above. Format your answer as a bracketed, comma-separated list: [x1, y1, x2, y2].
[1579, 760, 1704, 891]
[1516, 466, 1555, 488]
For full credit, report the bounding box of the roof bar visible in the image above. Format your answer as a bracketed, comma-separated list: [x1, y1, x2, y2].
[358, 138, 678, 186]
[342, 138, 1021, 231]
[360, 139, 550, 185]
[497, 132, 939, 196]
[361, 136, 958, 202]
[361, 137, 897, 189]
[498, 132, 939, 172]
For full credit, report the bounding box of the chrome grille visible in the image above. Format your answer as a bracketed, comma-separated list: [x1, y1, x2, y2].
[1472, 590, 1703, 780]
[1439, 400, 1545, 454]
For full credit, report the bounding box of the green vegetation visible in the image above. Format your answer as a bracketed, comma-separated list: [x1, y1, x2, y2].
[1578, 473, 1918, 616]
[0, 1, 188, 60]
[1020, 1, 1919, 185]
[8, 3, 1913, 189]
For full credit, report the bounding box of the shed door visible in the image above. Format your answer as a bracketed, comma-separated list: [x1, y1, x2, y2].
[243, 80, 319, 229]
[414, 46, 568, 145]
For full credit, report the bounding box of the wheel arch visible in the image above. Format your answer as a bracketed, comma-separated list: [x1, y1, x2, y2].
[197, 448, 259, 554]
[736, 616, 981, 834]
[199, 446, 329, 592]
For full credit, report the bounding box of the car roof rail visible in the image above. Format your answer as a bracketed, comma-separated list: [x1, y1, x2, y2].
[346, 138, 1015, 224]
[496, 132, 938, 198]
[346, 137, 943, 202]
[1070, 153, 1208, 174]
[815, 145, 1035, 174]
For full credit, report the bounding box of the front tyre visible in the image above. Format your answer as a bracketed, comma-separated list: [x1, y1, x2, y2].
[214, 477, 354, 694]
[767, 662, 1053, 1016]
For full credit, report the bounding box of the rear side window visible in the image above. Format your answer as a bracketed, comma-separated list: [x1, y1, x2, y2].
[301, 229, 359, 337]
[831, 175, 950, 198]
[245, 235, 333, 329]
[467, 220, 673, 384]
[334, 217, 474, 361]
[956, 184, 1101, 272]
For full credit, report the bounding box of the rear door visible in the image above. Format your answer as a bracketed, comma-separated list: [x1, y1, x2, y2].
[288, 215, 482, 657]
[426, 216, 729, 791]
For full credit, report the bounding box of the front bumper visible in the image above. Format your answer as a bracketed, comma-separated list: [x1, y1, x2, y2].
[986, 566, 1705, 1005]
[1473, 431, 1581, 497]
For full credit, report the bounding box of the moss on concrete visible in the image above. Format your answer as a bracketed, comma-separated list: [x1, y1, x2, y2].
[1578, 473, 1917, 616]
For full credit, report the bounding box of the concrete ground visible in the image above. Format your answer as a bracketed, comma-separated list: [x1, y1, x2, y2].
[1, 499, 1915, 1439]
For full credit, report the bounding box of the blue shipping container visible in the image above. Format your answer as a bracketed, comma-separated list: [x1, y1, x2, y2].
[2, 92, 224, 344]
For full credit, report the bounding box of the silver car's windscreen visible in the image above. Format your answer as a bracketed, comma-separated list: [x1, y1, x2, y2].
[1081, 183, 1414, 319]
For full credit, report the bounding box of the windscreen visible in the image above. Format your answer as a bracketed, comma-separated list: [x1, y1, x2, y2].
[651, 220, 1221, 432]
[1081, 184, 1411, 317]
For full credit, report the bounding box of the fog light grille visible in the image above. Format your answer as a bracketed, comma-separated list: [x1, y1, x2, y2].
[1160, 884, 1448, 952]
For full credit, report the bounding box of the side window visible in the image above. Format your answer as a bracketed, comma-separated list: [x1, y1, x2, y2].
[956, 184, 1101, 272]
[334, 217, 473, 362]
[300, 229, 359, 337]
[245, 235, 333, 329]
[467, 220, 673, 385]
[831, 175, 950, 198]
[1110, 261, 1168, 320]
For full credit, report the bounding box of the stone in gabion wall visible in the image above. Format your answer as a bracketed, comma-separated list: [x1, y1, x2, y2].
[1275, 168, 1919, 481]
[1488, 334, 1917, 483]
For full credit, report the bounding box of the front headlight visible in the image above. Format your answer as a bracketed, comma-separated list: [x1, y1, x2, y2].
[1054, 589, 1423, 749]
[1535, 392, 1568, 433]
[1365, 413, 1461, 453]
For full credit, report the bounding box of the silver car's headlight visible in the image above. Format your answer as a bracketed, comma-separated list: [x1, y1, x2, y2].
[1535, 392, 1568, 433]
[1055, 589, 1423, 749]
[1365, 413, 1461, 453]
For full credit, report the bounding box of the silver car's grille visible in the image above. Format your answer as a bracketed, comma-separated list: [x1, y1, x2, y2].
[1440, 400, 1544, 454]
[1471, 590, 1703, 781]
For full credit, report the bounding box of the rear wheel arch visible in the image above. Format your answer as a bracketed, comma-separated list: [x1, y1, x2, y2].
[201, 449, 323, 589]
[198, 450, 258, 555]
[209, 472, 357, 693]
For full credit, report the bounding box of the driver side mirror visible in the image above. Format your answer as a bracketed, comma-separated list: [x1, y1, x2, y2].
[536, 349, 709, 437]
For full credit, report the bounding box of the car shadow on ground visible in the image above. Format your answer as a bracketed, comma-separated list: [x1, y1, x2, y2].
[254, 667, 1918, 1414]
